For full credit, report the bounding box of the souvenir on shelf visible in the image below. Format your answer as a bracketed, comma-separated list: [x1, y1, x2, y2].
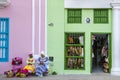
[65, 33, 85, 70]
[79, 36, 84, 45]
[68, 36, 74, 44]
[66, 58, 84, 69]
[67, 46, 84, 57]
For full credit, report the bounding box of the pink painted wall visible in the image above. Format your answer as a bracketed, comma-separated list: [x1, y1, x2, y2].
[0, 0, 45, 74]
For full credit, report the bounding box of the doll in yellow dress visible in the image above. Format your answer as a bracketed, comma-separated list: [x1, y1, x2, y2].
[24, 53, 35, 73]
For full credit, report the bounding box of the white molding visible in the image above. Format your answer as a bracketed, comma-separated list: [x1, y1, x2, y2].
[111, 3, 120, 76]
[64, 0, 113, 8]
[45, 0, 47, 54]
[32, 0, 35, 55]
[111, 67, 120, 76]
[39, 0, 41, 54]
[111, 3, 120, 9]
[0, 0, 11, 8]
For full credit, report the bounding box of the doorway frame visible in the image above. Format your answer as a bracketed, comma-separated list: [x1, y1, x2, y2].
[90, 32, 112, 73]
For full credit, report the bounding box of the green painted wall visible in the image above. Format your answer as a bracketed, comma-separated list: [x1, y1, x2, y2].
[47, 0, 112, 74]
[47, 0, 64, 74]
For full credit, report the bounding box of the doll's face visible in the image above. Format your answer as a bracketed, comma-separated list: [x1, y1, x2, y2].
[29, 54, 33, 58]
[28, 59, 33, 62]
[41, 53, 45, 58]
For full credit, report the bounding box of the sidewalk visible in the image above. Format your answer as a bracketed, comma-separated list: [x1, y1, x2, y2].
[0, 73, 120, 80]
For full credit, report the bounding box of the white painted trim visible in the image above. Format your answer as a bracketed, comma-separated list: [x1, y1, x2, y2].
[64, 0, 113, 8]
[32, 0, 35, 55]
[111, 3, 120, 76]
[45, 0, 47, 54]
[39, 0, 41, 54]
[111, 3, 120, 9]
[0, 0, 11, 8]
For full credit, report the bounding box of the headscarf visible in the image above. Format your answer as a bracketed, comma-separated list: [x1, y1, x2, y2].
[40, 51, 48, 57]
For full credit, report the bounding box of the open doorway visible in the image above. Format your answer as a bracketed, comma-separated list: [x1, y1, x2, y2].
[91, 33, 111, 73]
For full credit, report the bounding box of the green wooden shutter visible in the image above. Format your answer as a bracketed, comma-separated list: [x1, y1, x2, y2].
[67, 9, 82, 23]
[94, 9, 108, 23]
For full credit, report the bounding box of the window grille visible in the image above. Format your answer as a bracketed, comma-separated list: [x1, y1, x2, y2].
[0, 18, 9, 62]
[94, 9, 108, 23]
[67, 9, 82, 23]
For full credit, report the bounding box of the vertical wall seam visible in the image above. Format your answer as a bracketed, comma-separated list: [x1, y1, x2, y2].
[45, 0, 47, 54]
[39, 0, 41, 54]
[32, 0, 35, 55]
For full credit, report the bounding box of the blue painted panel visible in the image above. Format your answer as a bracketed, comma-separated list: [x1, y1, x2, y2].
[0, 18, 9, 62]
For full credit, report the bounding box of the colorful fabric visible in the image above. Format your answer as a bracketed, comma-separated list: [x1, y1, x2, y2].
[23, 65, 35, 73]
[102, 45, 108, 57]
[12, 57, 22, 65]
[12, 65, 22, 73]
[24, 57, 35, 73]
[35, 57, 49, 77]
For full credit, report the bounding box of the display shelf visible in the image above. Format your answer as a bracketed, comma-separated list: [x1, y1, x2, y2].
[65, 56, 84, 58]
[65, 57, 84, 70]
[65, 44, 84, 46]
[65, 33, 85, 70]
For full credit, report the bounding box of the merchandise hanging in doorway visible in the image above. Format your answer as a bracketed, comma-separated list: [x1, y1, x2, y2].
[92, 34, 109, 73]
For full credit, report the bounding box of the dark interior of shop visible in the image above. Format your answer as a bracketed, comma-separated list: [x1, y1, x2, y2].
[92, 34, 110, 73]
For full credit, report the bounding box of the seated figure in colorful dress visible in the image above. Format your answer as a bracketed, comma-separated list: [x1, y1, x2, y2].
[24, 53, 35, 74]
[35, 51, 49, 77]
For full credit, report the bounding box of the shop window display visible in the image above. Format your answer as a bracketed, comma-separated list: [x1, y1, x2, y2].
[66, 58, 84, 69]
[65, 33, 85, 70]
